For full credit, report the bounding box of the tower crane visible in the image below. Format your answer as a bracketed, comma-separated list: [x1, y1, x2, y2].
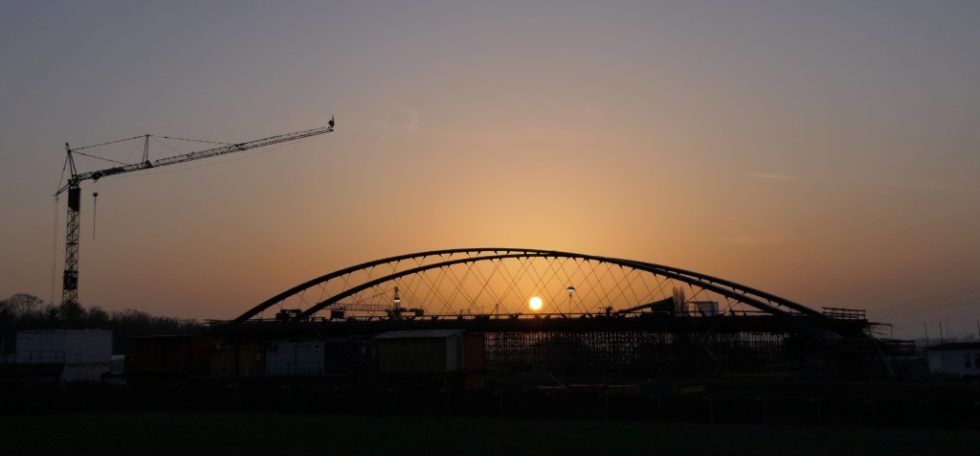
[54, 119, 335, 308]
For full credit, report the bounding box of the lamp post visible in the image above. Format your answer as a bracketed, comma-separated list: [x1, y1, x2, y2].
[391, 286, 402, 320]
[566, 286, 575, 317]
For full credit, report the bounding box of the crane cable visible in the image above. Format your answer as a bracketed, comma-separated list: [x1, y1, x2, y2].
[72, 135, 144, 151]
[92, 192, 99, 239]
[70, 134, 230, 167]
[74, 150, 131, 166]
[50, 195, 60, 306]
[50, 154, 69, 305]
[152, 134, 230, 146]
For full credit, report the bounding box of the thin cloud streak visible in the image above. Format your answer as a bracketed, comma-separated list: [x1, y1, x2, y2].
[884, 180, 976, 194]
[741, 172, 806, 183]
[716, 233, 799, 248]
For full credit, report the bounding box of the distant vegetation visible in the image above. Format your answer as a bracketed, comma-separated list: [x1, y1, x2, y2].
[0, 293, 199, 354]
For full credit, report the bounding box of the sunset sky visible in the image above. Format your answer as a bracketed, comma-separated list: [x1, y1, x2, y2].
[1, 1, 978, 338]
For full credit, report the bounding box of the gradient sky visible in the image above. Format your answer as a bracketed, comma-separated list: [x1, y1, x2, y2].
[1, 1, 978, 338]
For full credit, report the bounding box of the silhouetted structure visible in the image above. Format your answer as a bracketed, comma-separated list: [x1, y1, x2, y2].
[162, 248, 908, 383]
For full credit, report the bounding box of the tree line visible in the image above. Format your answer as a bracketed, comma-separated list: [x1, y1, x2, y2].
[0, 293, 200, 354]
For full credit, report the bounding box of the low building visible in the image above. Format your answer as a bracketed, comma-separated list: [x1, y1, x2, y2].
[927, 342, 980, 377]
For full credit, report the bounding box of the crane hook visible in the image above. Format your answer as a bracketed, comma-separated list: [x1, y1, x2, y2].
[92, 192, 99, 239]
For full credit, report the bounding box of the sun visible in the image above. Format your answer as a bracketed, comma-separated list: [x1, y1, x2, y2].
[528, 296, 543, 311]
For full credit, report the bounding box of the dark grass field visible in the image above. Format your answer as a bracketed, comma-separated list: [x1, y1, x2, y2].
[1, 412, 979, 456]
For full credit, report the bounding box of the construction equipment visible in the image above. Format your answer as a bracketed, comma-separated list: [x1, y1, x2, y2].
[54, 119, 336, 308]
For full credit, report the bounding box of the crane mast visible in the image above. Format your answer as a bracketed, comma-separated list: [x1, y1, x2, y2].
[55, 121, 335, 308]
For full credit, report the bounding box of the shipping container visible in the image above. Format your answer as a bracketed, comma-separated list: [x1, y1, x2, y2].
[16, 330, 112, 365]
[324, 338, 360, 375]
[376, 330, 464, 374]
[14, 330, 113, 383]
[210, 340, 265, 378]
[126, 335, 210, 376]
[267, 341, 326, 376]
[462, 332, 486, 370]
[927, 342, 980, 377]
[16, 331, 66, 364]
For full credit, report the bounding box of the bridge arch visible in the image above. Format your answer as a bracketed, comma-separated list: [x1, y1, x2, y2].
[233, 248, 825, 323]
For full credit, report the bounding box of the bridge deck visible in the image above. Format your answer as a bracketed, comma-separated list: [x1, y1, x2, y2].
[208, 314, 871, 339]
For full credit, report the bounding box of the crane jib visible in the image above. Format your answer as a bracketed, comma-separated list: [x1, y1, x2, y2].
[72, 125, 333, 183]
[57, 122, 334, 307]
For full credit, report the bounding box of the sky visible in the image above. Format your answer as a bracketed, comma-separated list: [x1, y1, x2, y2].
[1, 1, 978, 338]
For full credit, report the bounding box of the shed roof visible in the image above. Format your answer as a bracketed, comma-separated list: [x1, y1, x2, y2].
[927, 342, 980, 351]
[17, 329, 111, 335]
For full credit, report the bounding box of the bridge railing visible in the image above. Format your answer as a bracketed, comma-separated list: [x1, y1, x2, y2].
[822, 307, 867, 320]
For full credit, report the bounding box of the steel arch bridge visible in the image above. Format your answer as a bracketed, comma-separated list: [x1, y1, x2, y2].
[233, 248, 834, 326]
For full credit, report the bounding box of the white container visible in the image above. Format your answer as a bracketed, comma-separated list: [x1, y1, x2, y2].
[927, 343, 980, 377]
[16, 330, 112, 365]
[16, 331, 66, 363]
[266, 341, 326, 376]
